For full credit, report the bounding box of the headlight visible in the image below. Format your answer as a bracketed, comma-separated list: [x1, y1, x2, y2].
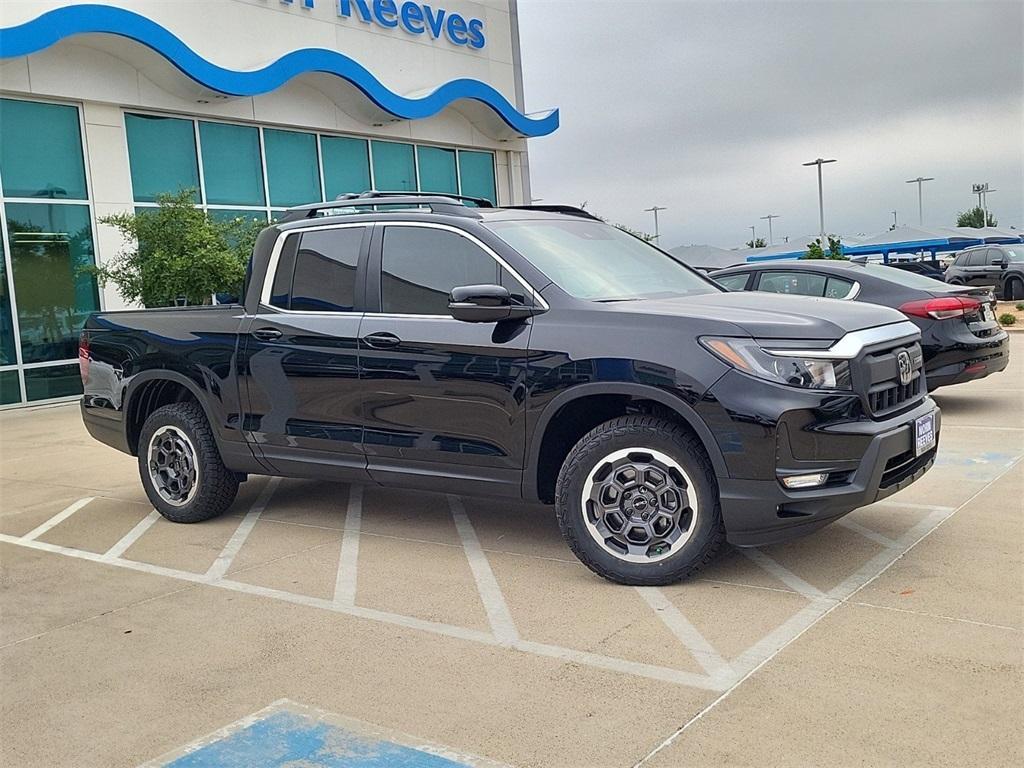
[700, 337, 852, 390]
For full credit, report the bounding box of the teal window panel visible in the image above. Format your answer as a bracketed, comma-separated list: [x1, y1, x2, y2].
[24, 363, 82, 401]
[5, 203, 99, 364]
[0, 98, 88, 200]
[199, 122, 265, 206]
[1, 257, 17, 366]
[458, 151, 497, 205]
[417, 146, 458, 195]
[0, 370, 20, 405]
[125, 114, 200, 203]
[322, 136, 370, 199]
[264, 129, 320, 207]
[371, 141, 416, 191]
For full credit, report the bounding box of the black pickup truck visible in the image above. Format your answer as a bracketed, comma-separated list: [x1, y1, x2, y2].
[80, 193, 939, 585]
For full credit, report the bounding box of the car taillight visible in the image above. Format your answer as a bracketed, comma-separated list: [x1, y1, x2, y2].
[899, 296, 981, 320]
[78, 332, 90, 384]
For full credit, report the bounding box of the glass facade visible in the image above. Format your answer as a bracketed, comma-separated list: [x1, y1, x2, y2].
[0, 97, 100, 405]
[126, 112, 497, 218]
[0, 96, 501, 409]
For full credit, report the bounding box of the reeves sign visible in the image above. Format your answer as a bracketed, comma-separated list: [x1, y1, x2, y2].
[282, 0, 486, 49]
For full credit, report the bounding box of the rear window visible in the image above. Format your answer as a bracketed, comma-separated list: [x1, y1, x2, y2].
[860, 264, 947, 289]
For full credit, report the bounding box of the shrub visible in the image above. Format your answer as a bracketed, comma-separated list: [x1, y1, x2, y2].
[1015, 302, 1024, 312]
[998, 313, 1016, 326]
[90, 189, 264, 307]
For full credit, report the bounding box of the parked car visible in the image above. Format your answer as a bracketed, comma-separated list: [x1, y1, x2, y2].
[944, 244, 1024, 300]
[712, 260, 1009, 389]
[80, 193, 939, 586]
[884, 259, 946, 280]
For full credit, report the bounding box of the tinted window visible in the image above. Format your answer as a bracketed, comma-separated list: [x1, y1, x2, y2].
[860, 264, 947, 289]
[758, 271, 826, 296]
[966, 250, 988, 267]
[284, 228, 363, 312]
[714, 273, 750, 291]
[824, 276, 855, 299]
[269, 236, 297, 309]
[381, 227, 498, 315]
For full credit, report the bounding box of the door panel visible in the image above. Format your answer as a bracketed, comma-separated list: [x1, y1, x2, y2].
[360, 223, 534, 497]
[360, 316, 531, 495]
[240, 224, 371, 481]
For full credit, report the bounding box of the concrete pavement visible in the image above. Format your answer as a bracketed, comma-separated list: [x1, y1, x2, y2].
[1, 335, 1021, 767]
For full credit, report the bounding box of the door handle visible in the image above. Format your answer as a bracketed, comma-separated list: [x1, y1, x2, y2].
[252, 327, 283, 341]
[362, 331, 401, 349]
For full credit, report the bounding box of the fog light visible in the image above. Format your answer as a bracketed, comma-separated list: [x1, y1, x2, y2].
[781, 473, 828, 489]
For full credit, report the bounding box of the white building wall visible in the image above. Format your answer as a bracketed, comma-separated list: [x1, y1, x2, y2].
[2, 0, 537, 312]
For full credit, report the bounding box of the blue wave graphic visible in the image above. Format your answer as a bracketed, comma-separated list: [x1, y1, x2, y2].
[0, 4, 558, 137]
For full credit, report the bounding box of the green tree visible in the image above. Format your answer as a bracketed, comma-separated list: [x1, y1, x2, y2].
[956, 207, 997, 227]
[745, 238, 767, 248]
[804, 235, 847, 260]
[90, 189, 264, 307]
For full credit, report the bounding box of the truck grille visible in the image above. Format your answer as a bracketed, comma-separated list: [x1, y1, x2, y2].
[868, 376, 922, 414]
[860, 342, 925, 417]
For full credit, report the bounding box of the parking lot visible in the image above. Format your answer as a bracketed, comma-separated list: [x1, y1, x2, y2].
[1, 334, 1021, 767]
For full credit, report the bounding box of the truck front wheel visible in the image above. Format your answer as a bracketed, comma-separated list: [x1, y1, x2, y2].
[555, 415, 726, 585]
[138, 402, 239, 523]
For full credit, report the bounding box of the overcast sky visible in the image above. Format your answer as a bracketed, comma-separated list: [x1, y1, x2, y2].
[516, 0, 1023, 250]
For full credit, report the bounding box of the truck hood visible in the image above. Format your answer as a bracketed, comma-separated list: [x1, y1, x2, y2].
[606, 291, 909, 340]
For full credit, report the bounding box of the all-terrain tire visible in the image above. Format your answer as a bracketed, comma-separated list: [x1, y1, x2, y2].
[555, 415, 726, 586]
[138, 402, 239, 523]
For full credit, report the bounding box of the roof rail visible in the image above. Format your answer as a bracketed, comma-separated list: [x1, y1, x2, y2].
[279, 191, 488, 222]
[500, 204, 601, 221]
[338, 190, 495, 207]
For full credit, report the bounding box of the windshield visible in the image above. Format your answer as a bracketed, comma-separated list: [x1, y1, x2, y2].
[1004, 248, 1023, 262]
[485, 219, 719, 301]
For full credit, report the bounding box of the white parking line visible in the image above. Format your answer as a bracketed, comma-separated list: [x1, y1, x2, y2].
[836, 518, 900, 549]
[636, 587, 734, 685]
[449, 495, 519, 645]
[740, 549, 827, 600]
[102, 510, 160, 561]
[20, 497, 94, 541]
[631, 458, 1020, 767]
[333, 484, 362, 606]
[206, 477, 280, 581]
[0, 530, 724, 691]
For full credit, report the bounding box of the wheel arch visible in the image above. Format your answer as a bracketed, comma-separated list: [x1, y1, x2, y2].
[123, 370, 216, 456]
[524, 383, 728, 504]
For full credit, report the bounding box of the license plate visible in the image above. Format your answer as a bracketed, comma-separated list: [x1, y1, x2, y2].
[914, 411, 936, 457]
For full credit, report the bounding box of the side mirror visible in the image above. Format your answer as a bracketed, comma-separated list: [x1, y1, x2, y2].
[448, 284, 542, 323]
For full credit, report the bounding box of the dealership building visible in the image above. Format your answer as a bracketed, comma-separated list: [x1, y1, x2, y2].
[0, 0, 556, 407]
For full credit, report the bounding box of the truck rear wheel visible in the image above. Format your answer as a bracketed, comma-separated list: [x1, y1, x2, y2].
[555, 415, 725, 586]
[138, 402, 239, 523]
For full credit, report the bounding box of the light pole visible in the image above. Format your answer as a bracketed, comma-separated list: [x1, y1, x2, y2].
[802, 158, 837, 236]
[971, 183, 996, 226]
[760, 214, 780, 245]
[644, 205, 666, 242]
[905, 177, 934, 225]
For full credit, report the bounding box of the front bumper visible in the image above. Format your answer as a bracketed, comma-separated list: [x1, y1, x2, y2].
[701, 371, 940, 547]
